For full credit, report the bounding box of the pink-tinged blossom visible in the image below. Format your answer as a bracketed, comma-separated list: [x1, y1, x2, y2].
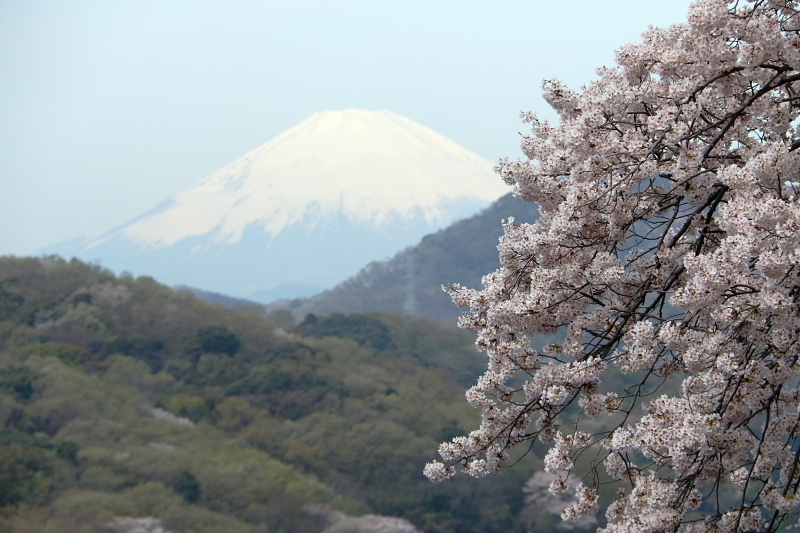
[427, 1, 800, 532]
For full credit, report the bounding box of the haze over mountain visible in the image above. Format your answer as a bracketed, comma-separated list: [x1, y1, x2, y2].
[44, 110, 509, 301]
[275, 193, 542, 323]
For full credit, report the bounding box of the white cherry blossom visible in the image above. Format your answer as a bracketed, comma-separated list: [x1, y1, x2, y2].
[426, 2, 800, 532]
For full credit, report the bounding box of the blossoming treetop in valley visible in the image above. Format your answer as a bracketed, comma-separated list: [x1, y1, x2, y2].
[425, 1, 800, 531]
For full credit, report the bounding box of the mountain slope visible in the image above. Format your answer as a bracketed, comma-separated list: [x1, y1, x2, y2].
[0, 255, 535, 533]
[44, 110, 508, 301]
[279, 193, 541, 322]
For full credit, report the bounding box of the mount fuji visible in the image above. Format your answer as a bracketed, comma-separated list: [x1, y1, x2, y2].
[44, 109, 509, 302]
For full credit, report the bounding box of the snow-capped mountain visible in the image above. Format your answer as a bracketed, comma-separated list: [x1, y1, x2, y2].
[45, 109, 509, 301]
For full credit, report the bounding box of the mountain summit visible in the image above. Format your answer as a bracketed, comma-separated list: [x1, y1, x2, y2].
[46, 110, 509, 300]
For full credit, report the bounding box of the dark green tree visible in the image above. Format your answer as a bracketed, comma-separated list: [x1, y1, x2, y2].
[184, 326, 240, 356]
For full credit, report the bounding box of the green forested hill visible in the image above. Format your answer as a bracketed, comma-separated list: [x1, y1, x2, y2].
[278, 193, 541, 323]
[0, 256, 536, 533]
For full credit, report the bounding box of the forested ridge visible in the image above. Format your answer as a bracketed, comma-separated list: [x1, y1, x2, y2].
[279, 193, 540, 322]
[0, 255, 538, 533]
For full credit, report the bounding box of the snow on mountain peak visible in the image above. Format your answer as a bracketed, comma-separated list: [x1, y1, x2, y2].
[110, 109, 508, 249]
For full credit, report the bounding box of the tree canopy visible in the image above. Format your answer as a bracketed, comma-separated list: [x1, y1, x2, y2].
[0, 255, 536, 533]
[427, 2, 800, 533]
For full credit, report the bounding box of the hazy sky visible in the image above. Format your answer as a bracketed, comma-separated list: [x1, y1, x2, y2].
[1, 0, 695, 255]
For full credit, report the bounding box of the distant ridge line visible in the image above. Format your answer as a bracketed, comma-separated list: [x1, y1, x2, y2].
[270, 193, 541, 322]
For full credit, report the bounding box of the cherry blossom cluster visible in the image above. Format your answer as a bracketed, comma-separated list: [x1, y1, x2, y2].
[426, 2, 800, 532]
[522, 472, 599, 531]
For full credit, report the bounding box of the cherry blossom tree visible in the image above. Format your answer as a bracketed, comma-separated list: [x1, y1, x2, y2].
[425, 2, 800, 532]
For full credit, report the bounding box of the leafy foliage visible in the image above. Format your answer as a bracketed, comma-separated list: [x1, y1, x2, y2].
[0, 255, 536, 533]
[298, 313, 396, 350]
[0, 444, 52, 506]
[173, 470, 202, 503]
[183, 326, 240, 357]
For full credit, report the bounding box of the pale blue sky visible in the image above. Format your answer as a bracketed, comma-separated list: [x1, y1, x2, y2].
[0, 0, 695, 255]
